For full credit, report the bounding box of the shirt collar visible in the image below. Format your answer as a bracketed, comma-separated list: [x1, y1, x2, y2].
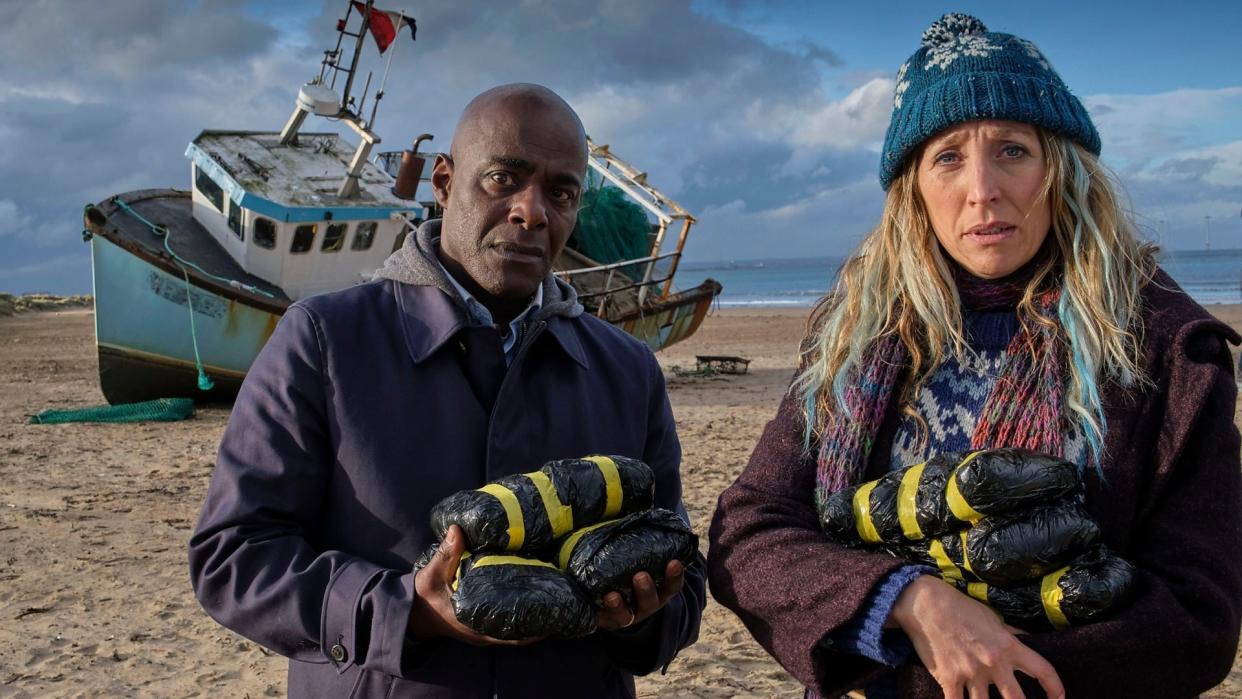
[436, 256, 543, 343]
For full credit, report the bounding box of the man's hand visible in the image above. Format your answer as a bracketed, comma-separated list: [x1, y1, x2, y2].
[596, 560, 685, 632]
[409, 525, 541, 646]
[891, 575, 1065, 699]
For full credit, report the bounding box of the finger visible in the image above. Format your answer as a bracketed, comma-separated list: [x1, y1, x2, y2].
[657, 560, 685, 603]
[993, 672, 1027, 699]
[630, 571, 660, 615]
[434, 525, 467, 585]
[937, 680, 964, 699]
[1014, 647, 1065, 699]
[597, 592, 637, 630]
[967, 681, 989, 699]
[603, 591, 625, 611]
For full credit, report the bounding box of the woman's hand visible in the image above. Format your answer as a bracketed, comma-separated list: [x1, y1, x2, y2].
[891, 575, 1064, 699]
[409, 525, 541, 646]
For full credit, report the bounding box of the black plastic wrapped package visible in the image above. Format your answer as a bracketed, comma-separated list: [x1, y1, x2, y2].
[556, 508, 698, 604]
[430, 471, 570, 553]
[819, 449, 1080, 547]
[962, 501, 1100, 586]
[451, 553, 597, 640]
[890, 501, 1099, 586]
[818, 485, 863, 546]
[430, 455, 654, 554]
[820, 454, 959, 546]
[887, 527, 981, 584]
[951, 546, 1136, 631]
[540, 455, 655, 526]
[950, 448, 1081, 522]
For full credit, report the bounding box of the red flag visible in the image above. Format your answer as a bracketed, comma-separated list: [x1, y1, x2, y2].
[351, 2, 415, 54]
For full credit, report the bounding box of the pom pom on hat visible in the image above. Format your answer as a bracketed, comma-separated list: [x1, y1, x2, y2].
[921, 13, 987, 47]
[878, 13, 1100, 190]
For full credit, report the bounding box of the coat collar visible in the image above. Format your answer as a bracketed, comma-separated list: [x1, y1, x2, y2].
[393, 280, 589, 369]
[394, 282, 466, 364]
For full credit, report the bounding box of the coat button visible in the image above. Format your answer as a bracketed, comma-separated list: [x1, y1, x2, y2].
[329, 644, 347, 662]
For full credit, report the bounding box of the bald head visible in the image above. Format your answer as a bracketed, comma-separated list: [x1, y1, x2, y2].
[431, 83, 589, 325]
[450, 83, 587, 163]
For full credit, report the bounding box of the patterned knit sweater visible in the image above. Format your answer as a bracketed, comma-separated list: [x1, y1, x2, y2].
[888, 310, 1086, 470]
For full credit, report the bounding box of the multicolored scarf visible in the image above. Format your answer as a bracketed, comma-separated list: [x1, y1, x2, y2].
[813, 265, 1066, 506]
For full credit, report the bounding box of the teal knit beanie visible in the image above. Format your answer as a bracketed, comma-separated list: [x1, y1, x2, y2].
[879, 13, 1100, 190]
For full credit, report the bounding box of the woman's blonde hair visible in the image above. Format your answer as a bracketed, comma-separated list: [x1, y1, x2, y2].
[795, 130, 1157, 464]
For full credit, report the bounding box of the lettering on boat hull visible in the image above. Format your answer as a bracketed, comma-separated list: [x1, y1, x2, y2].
[148, 272, 226, 319]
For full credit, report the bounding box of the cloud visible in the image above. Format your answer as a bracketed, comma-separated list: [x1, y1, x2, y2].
[1074, 88, 1242, 249]
[2, 0, 879, 294]
[0, 200, 30, 237]
[1157, 141, 1242, 189]
[1086, 87, 1242, 167]
[0, 253, 89, 280]
[686, 175, 883, 262]
[3, 1, 1240, 294]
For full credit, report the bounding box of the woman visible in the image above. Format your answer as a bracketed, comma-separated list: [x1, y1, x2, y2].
[708, 13, 1242, 699]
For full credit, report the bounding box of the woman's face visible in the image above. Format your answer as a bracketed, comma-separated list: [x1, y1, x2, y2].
[916, 120, 1051, 279]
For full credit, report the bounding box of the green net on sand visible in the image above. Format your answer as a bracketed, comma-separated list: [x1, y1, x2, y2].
[29, 398, 195, 424]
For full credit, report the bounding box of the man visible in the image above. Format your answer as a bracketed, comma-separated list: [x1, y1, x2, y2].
[189, 84, 705, 698]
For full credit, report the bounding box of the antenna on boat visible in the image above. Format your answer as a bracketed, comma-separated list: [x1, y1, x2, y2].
[278, 1, 412, 199]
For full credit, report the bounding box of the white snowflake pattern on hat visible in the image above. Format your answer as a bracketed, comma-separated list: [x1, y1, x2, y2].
[894, 61, 911, 109]
[1016, 37, 1052, 71]
[924, 34, 1002, 71]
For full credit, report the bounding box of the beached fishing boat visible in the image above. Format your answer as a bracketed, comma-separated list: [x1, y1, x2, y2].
[81, 1, 720, 405]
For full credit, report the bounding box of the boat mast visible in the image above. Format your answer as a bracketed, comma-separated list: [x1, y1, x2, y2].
[277, 0, 389, 199]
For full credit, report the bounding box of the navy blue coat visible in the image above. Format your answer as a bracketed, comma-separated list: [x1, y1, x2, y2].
[189, 278, 705, 698]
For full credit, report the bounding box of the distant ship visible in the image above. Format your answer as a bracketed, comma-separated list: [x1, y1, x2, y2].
[81, 0, 721, 405]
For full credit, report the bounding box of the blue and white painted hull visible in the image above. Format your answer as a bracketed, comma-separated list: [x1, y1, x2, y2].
[90, 235, 280, 403]
[85, 190, 290, 404]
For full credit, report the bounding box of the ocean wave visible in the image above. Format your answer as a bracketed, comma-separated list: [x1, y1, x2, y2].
[717, 298, 819, 308]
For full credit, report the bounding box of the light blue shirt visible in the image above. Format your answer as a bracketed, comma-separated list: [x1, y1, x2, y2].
[437, 259, 543, 365]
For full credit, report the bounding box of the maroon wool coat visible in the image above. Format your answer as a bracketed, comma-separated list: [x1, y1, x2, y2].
[708, 271, 1242, 698]
[189, 278, 704, 698]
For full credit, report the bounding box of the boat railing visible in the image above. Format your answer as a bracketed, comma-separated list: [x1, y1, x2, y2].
[585, 138, 696, 307]
[555, 251, 681, 319]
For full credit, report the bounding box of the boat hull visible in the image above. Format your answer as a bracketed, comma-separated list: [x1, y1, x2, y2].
[91, 234, 280, 404]
[609, 279, 722, 353]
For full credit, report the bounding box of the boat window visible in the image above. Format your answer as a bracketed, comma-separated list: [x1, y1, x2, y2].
[322, 223, 347, 252]
[195, 166, 225, 213]
[253, 217, 277, 249]
[391, 229, 407, 253]
[352, 221, 377, 251]
[291, 224, 317, 253]
[227, 201, 243, 240]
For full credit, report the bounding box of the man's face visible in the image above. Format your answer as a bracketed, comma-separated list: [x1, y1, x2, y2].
[433, 101, 586, 305]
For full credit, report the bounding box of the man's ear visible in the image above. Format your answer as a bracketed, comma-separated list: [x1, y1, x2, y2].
[431, 154, 453, 208]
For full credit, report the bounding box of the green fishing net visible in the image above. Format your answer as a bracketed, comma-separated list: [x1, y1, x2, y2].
[29, 398, 195, 424]
[571, 175, 651, 276]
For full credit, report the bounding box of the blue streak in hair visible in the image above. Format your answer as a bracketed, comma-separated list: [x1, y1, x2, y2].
[1059, 294, 1106, 478]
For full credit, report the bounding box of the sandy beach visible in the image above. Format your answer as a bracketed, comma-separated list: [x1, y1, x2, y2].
[1, 305, 1240, 697]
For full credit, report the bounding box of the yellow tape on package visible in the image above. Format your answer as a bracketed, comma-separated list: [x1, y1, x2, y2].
[479, 483, 525, 550]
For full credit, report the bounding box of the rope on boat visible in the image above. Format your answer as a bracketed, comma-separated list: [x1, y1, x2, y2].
[109, 197, 276, 298]
[111, 195, 281, 392]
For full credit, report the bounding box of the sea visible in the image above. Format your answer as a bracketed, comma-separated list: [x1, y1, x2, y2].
[682, 249, 1242, 308]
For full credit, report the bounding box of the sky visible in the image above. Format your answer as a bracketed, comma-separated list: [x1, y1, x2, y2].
[1, 0, 1240, 294]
